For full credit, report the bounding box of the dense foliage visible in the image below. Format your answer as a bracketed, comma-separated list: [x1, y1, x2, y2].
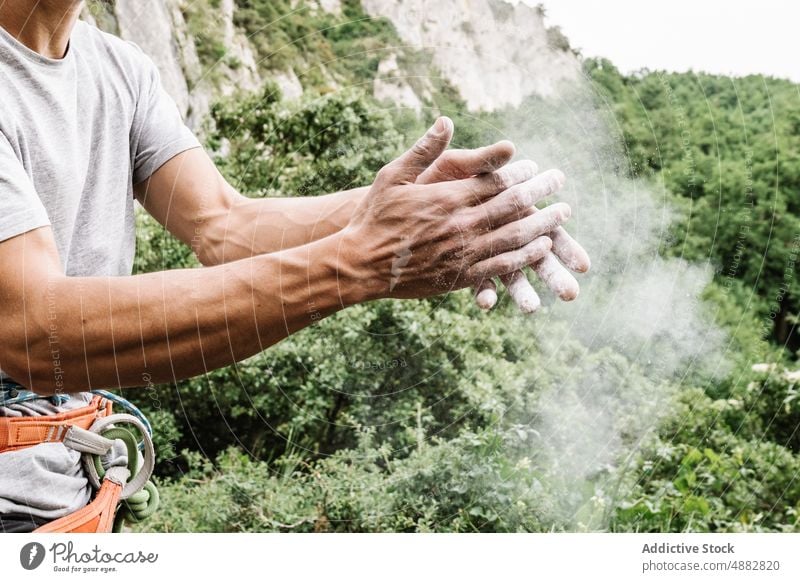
[585, 60, 800, 350]
[127, 10, 799, 533]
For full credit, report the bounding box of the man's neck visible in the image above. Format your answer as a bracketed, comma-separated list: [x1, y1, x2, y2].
[0, 0, 84, 59]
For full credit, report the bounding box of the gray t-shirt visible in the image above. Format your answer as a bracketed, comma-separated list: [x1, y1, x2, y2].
[0, 19, 199, 273]
[0, 19, 199, 380]
[0, 20, 199, 526]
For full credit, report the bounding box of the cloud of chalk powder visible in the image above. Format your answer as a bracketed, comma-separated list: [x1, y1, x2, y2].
[493, 78, 729, 527]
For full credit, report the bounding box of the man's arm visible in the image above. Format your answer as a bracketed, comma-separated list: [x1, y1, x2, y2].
[136, 141, 589, 314]
[0, 223, 356, 393]
[133, 147, 367, 265]
[135, 148, 360, 266]
[1, 119, 569, 394]
[134, 139, 525, 266]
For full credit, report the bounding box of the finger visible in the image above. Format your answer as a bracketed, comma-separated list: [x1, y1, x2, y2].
[417, 140, 516, 184]
[473, 279, 498, 310]
[550, 227, 591, 273]
[379, 117, 454, 185]
[475, 203, 571, 257]
[469, 169, 566, 230]
[500, 270, 541, 314]
[452, 160, 538, 205]
[466, 236, 552, 281]
[534, 253, 580, 301]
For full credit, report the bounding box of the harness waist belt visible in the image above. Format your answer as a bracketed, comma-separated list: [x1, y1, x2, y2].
[0, 395, 112, 453]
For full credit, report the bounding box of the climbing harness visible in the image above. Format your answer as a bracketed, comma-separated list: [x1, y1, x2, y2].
[0, 380, 159, 533]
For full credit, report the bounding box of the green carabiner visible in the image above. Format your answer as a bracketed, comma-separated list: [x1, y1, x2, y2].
[92, 426, 140, 481]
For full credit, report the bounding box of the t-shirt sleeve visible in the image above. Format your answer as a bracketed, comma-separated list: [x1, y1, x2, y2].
[130, 52, 201, 185]
[0, 132, 51, 243]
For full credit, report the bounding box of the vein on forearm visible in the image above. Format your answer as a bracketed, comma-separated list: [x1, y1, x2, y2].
[206, 187, 367, 263]
[21, 235, 351, 393]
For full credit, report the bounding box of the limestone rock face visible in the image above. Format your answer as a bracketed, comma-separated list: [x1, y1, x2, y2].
[373, 54, 424, 114]
[97, 0, 270, 126]
[273, 69, 305, 101]
[361, 0, 580, 111]
[114, 0, 192, 115]
[84, 0, 578, 128]
[216, 0, 262, 98]
[317, 0, 342, 14]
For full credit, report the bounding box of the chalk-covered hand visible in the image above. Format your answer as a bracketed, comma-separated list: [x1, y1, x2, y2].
[416, 139, 590, 313]
[342, 118, 572, 301]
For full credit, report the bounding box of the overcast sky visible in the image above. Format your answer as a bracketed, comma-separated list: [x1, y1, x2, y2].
[513, 0, 800, 82]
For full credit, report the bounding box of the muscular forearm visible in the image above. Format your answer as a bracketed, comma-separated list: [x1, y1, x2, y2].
[202, 186, 367, 265]
[6, 231, 365, 394]
[134, 149, 367, 266]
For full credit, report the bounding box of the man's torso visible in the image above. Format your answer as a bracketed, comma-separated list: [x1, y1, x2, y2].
[0, 19, 145, 278]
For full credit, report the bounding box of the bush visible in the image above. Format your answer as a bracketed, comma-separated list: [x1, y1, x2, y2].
[129, 54, 799, 533]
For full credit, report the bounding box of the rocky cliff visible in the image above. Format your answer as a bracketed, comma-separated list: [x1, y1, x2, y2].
[83, 0, 580, 127]
[363, 0, 580, 111]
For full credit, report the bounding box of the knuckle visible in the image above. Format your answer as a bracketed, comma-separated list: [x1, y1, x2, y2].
[445, 211, 475, 233]
[536, 209, 561, 232]
[498, 255, 516, 273]
[375, 164, 394, 184]
[458, 210, 485, 233]
[465, 265, 481, 281]
[545, 171, 563, 192]
[509, 187, 529, 212]
[447, 213, 470, 234]
[479, 171, 505, 194]
[411, 139, 432, 159]
[435, 156, 460, 180]
[467, 236, 487, 260]
[511, 225, 526, 247]
[492, 170, 510, 191]
[527, 242, 547, 260]
[549, 208, 566, 228]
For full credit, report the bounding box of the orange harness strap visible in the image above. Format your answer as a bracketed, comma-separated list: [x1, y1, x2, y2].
[34, 479, 123, 533]
[1, 395, 119, 533]
[0, 395, 112, 453]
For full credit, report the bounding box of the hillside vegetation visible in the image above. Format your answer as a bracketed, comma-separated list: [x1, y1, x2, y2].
[128, 5, 799, 532]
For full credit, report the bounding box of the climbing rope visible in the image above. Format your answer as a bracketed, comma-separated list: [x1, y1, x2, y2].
[81, 412, 160, 531]
[0, 381, 160, 532]
[91, 389, 153, 438]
